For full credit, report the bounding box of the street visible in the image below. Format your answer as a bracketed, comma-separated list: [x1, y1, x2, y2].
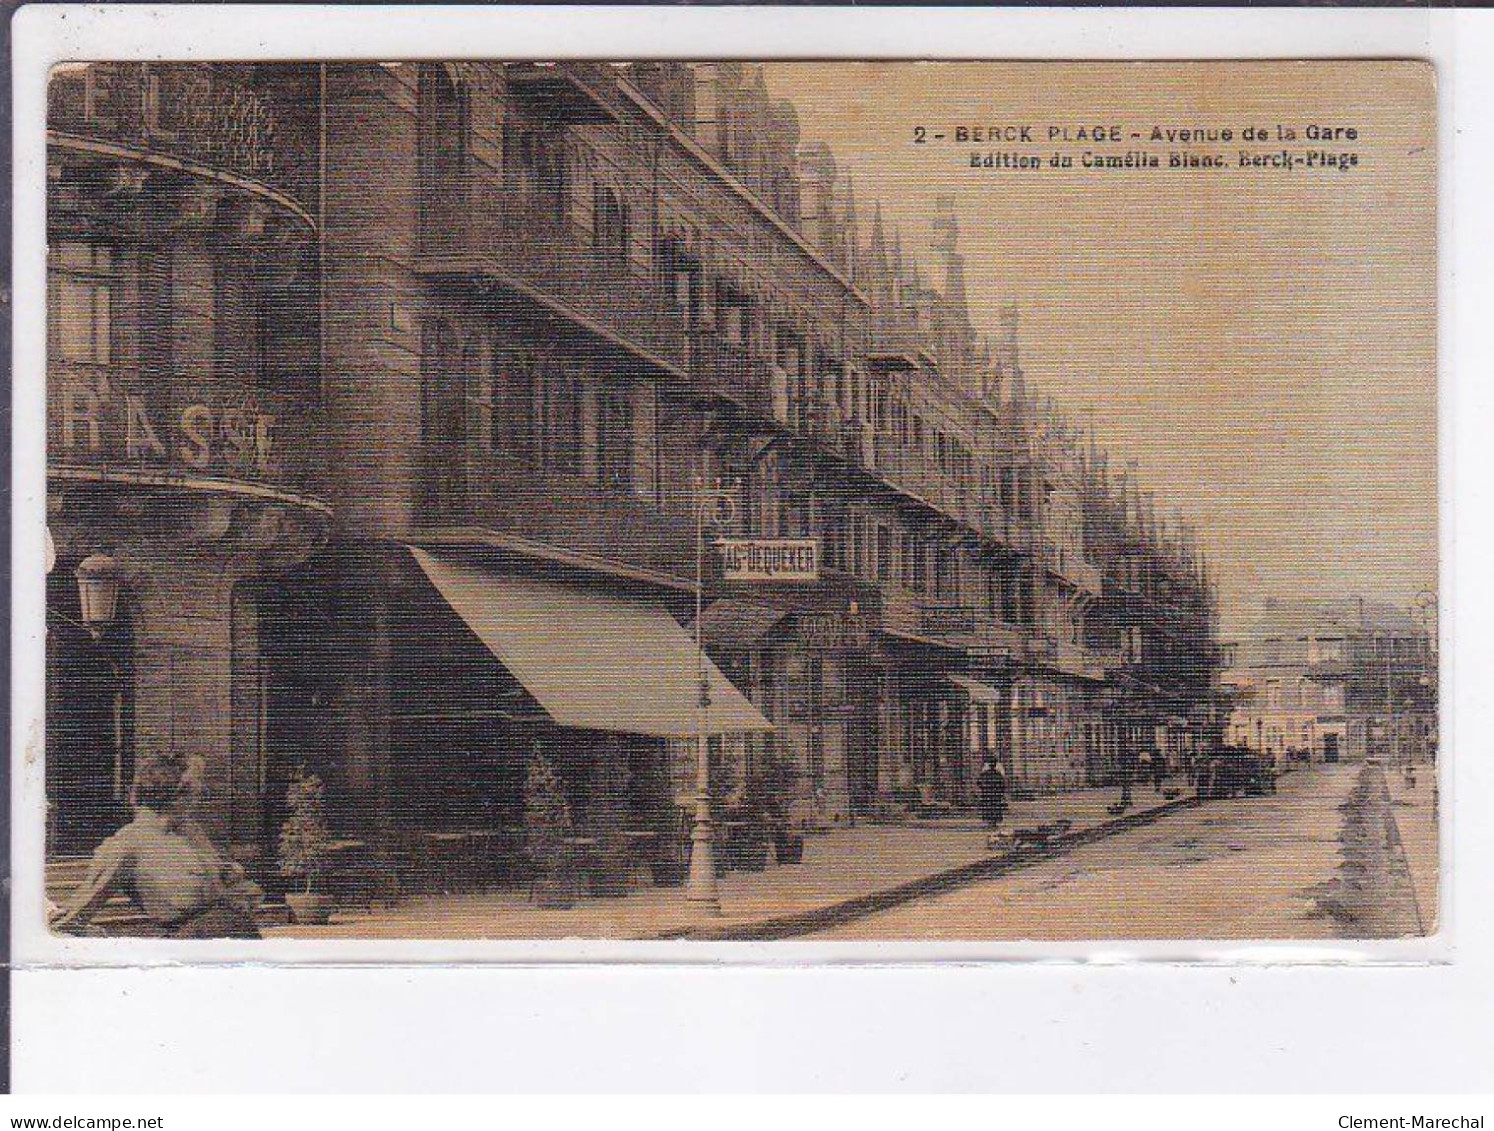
[265, 760, 1439, 941]
[805, 762, 1437, 941]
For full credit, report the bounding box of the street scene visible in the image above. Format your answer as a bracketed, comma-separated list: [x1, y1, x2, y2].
[40, 60, 1436, 942]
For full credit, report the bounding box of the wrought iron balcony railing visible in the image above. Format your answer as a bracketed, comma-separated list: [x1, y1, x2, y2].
[418, 198, 692, 375]
[418, 450, 697, 582]
[48, 64, 295, 201]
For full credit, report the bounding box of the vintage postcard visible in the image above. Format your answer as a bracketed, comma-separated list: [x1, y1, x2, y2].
[37, 58, 1436, 948]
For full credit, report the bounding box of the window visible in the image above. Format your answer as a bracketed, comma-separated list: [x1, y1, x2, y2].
[81, 65, 121, 131]
[597, 387, 635, 493]
[419, 66, 469, 214]
[721, 299, 746, 346]
[823, 510, 843, 571]
[55, 242, 113, 364]
[781, 494, 811, 539]
[876, 524, 892, 583]
[538, 365, 583, 476]
[494, 353, 537, 464]
[593, 185, 628, 267]
[516, 130, 564, 222]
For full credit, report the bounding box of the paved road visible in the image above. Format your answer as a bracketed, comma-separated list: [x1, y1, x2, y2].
[807, 763, 1435, 941]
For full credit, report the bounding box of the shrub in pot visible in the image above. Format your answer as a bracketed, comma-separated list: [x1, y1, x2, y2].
[524, 755, 581, 908]
[278, 767, 334, 926]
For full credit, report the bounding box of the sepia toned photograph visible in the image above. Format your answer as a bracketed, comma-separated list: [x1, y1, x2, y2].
[40, 58, 1437, 945]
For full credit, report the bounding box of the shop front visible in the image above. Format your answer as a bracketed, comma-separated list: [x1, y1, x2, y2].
[322, 545, 773, 896]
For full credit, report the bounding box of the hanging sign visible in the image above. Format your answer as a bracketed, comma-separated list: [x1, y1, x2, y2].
[717, 538, 820, 583]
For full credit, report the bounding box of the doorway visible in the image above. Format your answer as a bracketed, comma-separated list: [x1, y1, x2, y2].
[46, 570, 134, 856]
[846, 664, 882, 816]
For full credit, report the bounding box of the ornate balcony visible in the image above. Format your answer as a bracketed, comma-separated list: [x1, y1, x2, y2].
[48, 362, 327, 508]
[867, 317, 938, 373]
[505, 62, 623, 125]
[687, 333, 784, 425]
[1036, 537, 1104, 595]
[416, 452, 697, 584]
[417, 200, 691, 379]
[48, 63, 309, 217]
[1025, 634, 1108, 681]
[861, 432, 1011, 546]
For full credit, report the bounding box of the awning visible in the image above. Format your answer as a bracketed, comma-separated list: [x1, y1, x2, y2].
[947, 674, 1005, 703]
[695, 600, 788, 652]
[410, 548, 773, 738]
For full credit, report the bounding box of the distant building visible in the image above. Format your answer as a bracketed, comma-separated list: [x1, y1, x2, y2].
[1224, 598, 1436, 765]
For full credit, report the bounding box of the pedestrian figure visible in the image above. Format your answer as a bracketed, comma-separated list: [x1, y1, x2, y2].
[51, 751, 263, 939]
[1151, 746, 1166, 793]
[1114, 745, 1138, 813]
[976, 756, 1008, 828]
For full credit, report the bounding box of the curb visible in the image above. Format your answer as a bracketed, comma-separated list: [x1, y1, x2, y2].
[659, 794, 1202, 941]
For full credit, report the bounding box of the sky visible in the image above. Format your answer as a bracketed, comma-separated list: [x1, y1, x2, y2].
[760, 61, 1437, 638]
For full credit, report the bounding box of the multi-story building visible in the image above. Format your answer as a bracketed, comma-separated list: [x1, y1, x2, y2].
[1080, 449, 1222, 781]
[1224, 598, 1436, 766]
[44, 60, 1224, 894]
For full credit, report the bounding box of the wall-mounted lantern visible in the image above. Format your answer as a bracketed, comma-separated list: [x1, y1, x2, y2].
[76, 553, 122, 640]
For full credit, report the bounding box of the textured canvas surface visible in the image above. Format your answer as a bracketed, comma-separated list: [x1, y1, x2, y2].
[42, 59, 1436, 945]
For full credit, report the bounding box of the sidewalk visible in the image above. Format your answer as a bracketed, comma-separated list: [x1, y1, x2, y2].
[1385, 767, 1440, 934]
[267, 782, 1191, 941]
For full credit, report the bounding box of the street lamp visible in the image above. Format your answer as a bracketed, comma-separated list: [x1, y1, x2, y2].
[687, 475, 738, 915]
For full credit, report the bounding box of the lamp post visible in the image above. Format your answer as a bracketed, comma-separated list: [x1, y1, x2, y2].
[687, 475, 738, 914]
[1413, 590, 1438, 766]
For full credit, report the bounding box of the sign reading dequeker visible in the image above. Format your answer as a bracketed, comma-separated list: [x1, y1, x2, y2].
[718, 538, 820, 583]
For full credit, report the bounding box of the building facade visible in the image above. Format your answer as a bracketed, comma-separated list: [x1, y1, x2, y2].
[1224, 598, 1436, 766]
[45, 61, 1224, 893]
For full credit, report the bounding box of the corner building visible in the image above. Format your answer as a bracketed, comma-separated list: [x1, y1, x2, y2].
[45, 64, 331, 863]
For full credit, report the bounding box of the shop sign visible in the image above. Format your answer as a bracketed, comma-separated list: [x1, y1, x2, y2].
[797, 612, 873, 650]
[717, 538, 820, 583]
[967, 646, 1014, 664]
[51, 376, 283, 483]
